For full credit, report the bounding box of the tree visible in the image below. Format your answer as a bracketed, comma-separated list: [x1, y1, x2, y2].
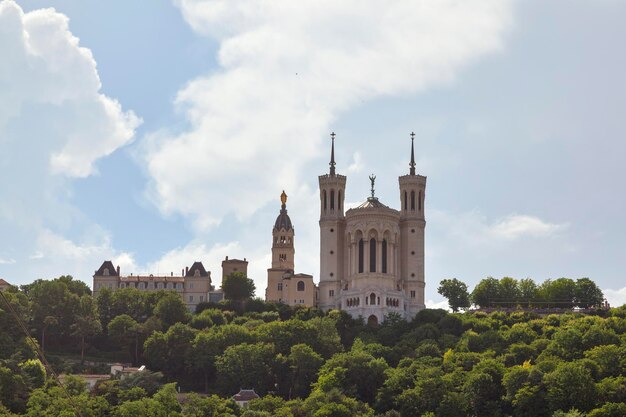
[587, 403, 626, 417]
[111, 288, 150, 322]
[315, 346, 388, 404]
[71, 295, 102, 364]
[518, 278, 538, 305]
[108, 314, 142, 365]
[41, 316, 57, 354]
[470, 277, 501, 308]
[545, 362, 597, 413]
[28, 278, 81, 347]
[539, 278, 576, 308]
[287, 344, 324, 399]
[499, 277, 521, 304]
[181, 393, 239, 417]
[57, 275, 91, 297]
[143, 323, 196, 384]
[154, 291, 189, 328]
[18, 359, 45, 390]
[0, 290, 32, 358]
[575, 278, 604, 308]
[215, 343, 277, 396]
[437, 279, 470, 312]
[222, 272, 256, 301]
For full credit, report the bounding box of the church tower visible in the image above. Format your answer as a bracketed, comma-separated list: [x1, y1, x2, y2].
[271, 191, 295, 270]
[318, 133, 346, 310]
[398, 133, 427, 314]
[266, 191, 316, 306]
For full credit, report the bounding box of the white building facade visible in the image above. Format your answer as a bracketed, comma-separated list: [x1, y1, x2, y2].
[317, 134, 426, 324]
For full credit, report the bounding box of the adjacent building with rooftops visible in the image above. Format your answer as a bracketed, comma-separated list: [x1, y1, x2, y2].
[92, 258, 246, 311]
[0, 278, 11, 291]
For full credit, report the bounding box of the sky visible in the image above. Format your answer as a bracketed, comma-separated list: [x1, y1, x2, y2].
[1, 0, 625, 308]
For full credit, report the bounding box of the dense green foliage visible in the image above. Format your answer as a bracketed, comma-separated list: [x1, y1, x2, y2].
[468, 277, 604, 309]
[0, 275, 623, 416]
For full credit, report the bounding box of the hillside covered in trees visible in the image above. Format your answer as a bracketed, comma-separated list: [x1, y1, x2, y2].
[1, 275, 626, 417]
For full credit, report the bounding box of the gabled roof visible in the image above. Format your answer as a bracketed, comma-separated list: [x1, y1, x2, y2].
[186, 261, 209, 277]
[232, 389, 260, 401]
[94, 261, 118, 277]
[0, 278, 10, 286]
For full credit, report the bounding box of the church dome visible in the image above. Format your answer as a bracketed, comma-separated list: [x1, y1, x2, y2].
[274, 209, 293, 231]
[274, 190, 293, 231]
[354, 196, 389, 210]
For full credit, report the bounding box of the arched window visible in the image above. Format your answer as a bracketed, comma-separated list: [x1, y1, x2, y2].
[370, 293, 376, 305]
[404, 191, 408, 211]
[323, 190, 327, 211]
[382, 239, 387, 273]
[338, 190, 342, 211]
[411, 190, 415, 210]
[419, 190, 422, 211]
[297, 281, 305, 291]
[358, 239, 364, 273]
[369, 238, 376, 272]
[330, 190, 335, 210]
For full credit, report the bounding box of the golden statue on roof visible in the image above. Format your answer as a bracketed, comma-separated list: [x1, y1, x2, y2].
[281, 190, 287, 206]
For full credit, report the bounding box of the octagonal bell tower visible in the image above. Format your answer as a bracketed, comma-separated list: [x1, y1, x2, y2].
[318, 133, 346, 310]
[399, 133, 426, 315]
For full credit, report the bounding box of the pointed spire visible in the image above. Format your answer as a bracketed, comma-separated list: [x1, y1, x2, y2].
[329, 132, 336, 176]
[409, 132, 416, 175]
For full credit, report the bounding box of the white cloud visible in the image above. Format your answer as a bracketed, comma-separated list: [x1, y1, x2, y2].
[604, 286, 626, 308]
[430, 210, 568, 248]
[143, 0, 513, 229]
[426, 298, 450, 310]
[347, 151, 364, 175]
[0, 1, 140, 178]
[0, 1, 139, 285]
[0, 258, 16, 265]
[144, 241, 242, 280]
[490, 214, 567, 240]
[31, 229, 135, 282]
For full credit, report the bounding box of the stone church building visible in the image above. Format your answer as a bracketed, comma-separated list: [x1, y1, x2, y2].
[265, 133, 427, 323]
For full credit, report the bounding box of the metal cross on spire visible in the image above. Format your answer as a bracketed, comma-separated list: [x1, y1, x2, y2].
[369, 174, 376, 198]
[329, 132, 336, 176]
[409, 131, 416, 175]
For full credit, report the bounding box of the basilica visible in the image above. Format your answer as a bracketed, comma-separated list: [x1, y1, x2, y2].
[266, 133, 426, 324]
[93, 134, 426, 323]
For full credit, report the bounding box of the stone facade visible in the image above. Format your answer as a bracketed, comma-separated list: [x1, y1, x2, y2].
[93, 261, 220, 311]
[317, 134, 426, 323]
[265, 191, 316, 307]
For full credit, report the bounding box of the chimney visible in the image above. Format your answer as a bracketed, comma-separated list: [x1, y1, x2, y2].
[170, 271, 173, 277]
[181, 269, 184, 276]
[185, 266, 189, 275]
[225, 256, 229, 260]
[116, 265, 120, 276]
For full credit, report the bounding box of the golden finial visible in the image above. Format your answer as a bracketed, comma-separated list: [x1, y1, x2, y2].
[280, 190, 287, 206]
